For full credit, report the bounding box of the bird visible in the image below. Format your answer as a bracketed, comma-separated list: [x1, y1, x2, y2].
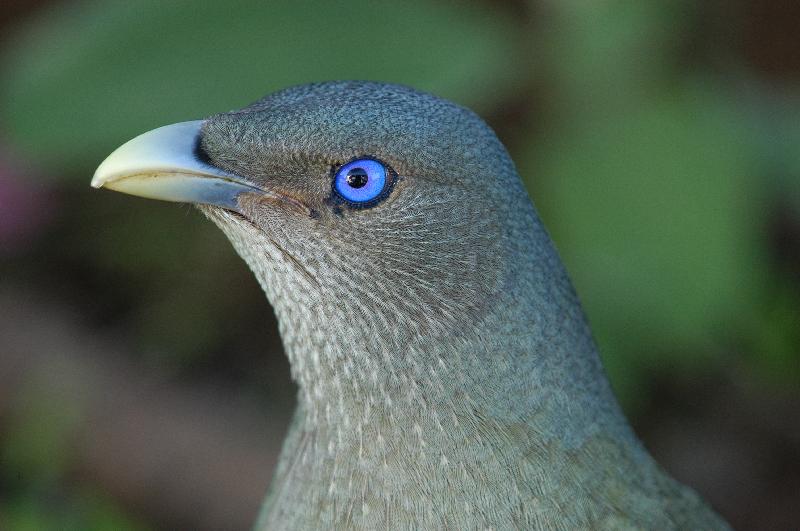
[91, 81, 728, 530]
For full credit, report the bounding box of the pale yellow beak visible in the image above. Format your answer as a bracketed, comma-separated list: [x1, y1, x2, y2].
[91, 120, 261, 210]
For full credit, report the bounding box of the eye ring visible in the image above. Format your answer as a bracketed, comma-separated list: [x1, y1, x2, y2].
[331, 157, 395, 208]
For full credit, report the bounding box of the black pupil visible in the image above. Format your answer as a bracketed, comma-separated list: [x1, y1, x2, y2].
[346, 167, 369, 188]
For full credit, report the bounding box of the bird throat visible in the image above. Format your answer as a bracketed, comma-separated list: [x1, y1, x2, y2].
[200, 205, 700, 529]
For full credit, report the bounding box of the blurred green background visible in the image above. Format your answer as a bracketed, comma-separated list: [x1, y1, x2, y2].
[1, 0, 798, 529]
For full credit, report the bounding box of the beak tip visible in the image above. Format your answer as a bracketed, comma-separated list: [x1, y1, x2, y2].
[90, 171, 110, 188]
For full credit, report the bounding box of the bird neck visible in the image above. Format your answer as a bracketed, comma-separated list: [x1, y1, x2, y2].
[210, 197, 635, 448]
[256, 252, 647, 528]
[270, 235, 634, 453]
[215, 204, 653, 527]
[291, 307, 630, 446]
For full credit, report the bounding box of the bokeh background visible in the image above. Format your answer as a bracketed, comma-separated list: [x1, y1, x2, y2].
[1, 0, 798, 529]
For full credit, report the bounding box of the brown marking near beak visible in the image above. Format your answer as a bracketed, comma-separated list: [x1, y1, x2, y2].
[239, 190, 314, 218]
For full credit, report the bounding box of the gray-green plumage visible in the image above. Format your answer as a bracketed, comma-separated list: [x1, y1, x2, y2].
[102, 81, 729, 529]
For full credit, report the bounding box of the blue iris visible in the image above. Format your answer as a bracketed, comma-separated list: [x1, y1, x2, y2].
[333, 158, 388, 206]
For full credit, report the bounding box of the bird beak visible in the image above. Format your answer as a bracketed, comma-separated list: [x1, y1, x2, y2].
[91, 120, 261, 211]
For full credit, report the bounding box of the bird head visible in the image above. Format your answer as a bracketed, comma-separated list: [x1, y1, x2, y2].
[193, 81, 518, 333]
[93, 82, 602, 423]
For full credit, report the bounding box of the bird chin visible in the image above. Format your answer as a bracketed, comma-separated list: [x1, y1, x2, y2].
[197, 204, 261, 232]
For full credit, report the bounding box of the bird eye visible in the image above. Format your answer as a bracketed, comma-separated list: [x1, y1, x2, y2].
[332, 157, 391, 207]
